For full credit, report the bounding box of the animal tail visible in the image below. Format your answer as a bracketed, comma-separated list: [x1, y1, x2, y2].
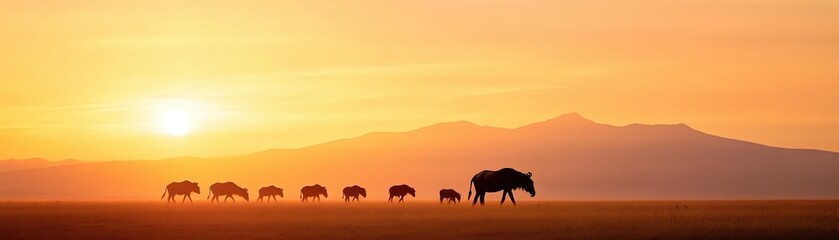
[468, 179, 474, 200]
[160, 187, 167, 200]
[207, 191, 212, 199]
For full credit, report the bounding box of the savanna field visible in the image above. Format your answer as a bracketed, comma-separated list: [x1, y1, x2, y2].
[1, 200, 837, 240]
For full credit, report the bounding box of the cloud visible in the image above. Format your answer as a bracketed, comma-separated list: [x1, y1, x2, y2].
[91, 35, 291, 47]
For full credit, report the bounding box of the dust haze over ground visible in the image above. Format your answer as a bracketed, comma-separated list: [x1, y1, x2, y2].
[0, 201, 837, 240]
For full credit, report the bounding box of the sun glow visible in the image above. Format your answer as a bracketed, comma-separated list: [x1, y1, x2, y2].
[163, 110, 191, 136]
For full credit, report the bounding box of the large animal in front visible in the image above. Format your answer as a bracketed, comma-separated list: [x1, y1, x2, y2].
[257, 185, 284, 202]
[161, 180, 200, 204]
[300, 184, 328, 202]
[468, 168, 535, 205]
[342, 185, 367, 202]
[388, 184, 416, 202]
[208, 182, 250, 203]
[439, 189, 461, 204]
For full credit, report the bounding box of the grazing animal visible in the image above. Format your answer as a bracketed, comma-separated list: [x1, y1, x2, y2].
[208, 182, 250, 203]
[439, 189, 461, 204]
[468, 168, 535, 206]
[342, 185, 367, 203]
[300, 184, 328, 202]
[388, 184, 416, 202]
[257, 185, 284, 202]
[161, 180, 200, 204]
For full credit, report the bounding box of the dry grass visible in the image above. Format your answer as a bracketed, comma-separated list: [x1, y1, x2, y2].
[0, 200, 837, 240]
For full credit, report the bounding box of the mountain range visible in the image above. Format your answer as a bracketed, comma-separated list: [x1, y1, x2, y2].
[0, 113, 837, 200]
[0, 158, 85, 173]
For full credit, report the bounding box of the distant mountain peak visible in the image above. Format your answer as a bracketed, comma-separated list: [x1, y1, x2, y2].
[551, 112, 592, 122]
[516, 112, 600, 130]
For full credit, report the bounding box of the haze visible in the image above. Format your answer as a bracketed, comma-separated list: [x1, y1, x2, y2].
[1, 0, 838, 160]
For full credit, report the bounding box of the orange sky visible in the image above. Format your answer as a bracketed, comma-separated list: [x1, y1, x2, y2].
[1, 0, 837, 160]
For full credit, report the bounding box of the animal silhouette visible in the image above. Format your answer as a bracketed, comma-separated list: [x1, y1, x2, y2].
[208, 182, 250, 203]
[468, 168, 535, 205]
[342, 185, 367, 202]
[439, 189, 461, 204]
[300, 184, 328, 202]
[388, 184, 416, 202]
[257, 185, 284, 202]
[161, 180, 200, 204]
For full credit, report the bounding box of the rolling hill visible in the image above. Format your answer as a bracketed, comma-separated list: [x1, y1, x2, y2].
[0, 113, 837, 200]
[0, 158, 85, 172]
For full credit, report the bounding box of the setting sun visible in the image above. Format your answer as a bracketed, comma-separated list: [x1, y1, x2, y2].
[163, 110, 190, 136]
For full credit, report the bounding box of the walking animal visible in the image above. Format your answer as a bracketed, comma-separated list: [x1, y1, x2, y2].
[439, 189, 461, 204]
[468, 168, 535, 205]
[257, 185, 284, 202]
[300, 184, 328, 202]
[208, 182, 250, 203]
[342, 185, 367, 203]
[161, 180, 200, 204]
[388, 184, 416, 202]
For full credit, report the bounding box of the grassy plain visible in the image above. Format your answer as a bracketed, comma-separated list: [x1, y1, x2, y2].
[0, 200, 837, 240]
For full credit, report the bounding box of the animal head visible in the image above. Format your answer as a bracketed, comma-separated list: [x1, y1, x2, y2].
[521, 172, 536, 197]
[191, 182, 200, 194]
[360, 188, 367, 198]
[238, 188, 250, 201]
[278, 188, 284, 198]
[408, 187, 416, 197]
[455, 192, 461, 202]
[322, 187, 328, 198]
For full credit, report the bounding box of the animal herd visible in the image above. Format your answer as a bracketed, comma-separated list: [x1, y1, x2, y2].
[160, 168, 536, 205]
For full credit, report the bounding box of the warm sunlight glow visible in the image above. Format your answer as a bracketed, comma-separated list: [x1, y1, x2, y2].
[163, 110, 191, 136]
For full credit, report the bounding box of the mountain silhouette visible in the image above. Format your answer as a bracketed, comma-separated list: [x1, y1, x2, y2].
[0, 113, 837, 200]
[0, 158, 85, 172]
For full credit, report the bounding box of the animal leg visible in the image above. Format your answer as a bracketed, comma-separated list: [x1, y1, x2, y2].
[182, 195, 188, 204]
[501, 191, 507, 205]
[187, 194, 193, 204]
[399, 195, 405, 202]
[508, 191, 517, 206]
[272, 196, 277, 202]
[388, 196, 393, 202]
[479, 193, 485, 205]
[472, 194, 480, 205]
[258, 196, 263, 202]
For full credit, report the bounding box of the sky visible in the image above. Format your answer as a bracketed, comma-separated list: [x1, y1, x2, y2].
[1, 0, 837, 160]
